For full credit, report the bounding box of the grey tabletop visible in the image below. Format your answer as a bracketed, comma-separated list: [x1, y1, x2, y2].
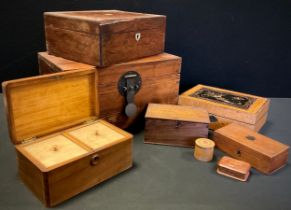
[0, 96, 290, 210]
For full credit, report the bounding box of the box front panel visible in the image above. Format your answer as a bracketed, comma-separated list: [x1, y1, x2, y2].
[99, 57, 181, 128]
[47, 139, 132, 206]
[145, 119, 208, 147]
[101, 26, 165, 66]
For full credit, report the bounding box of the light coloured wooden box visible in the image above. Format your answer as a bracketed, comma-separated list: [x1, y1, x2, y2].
[213, 124, 289, 174]
[45, 10, 166, 67]
[2, 69, 133, 207]
[38, 52, 181, 129]
[144, 103, 209, 147]
[178, 84, 270, 131]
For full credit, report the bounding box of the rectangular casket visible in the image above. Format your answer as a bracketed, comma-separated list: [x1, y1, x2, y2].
[178, 84, 270, 131]
[44, 10, 166, 67]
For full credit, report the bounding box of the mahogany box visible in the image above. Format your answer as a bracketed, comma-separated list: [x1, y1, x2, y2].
[38, 52, 181, 129]
[44, 10, 166, 67]
[217, 156, 251, 182]
[213, 123, 289, 174]
[2, 69, 133, 207]
[144, 103, 210, 147]
[178, 84, 270, 131]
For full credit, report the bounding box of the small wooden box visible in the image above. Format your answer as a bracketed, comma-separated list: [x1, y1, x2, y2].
[217, 156, 251, 182]
[2, 70, 133, 207]
[213, 124, 289, 174]
[38, 52, 181, 129]
[145, 103, 210, 147]
[45, 10, 166, 67]
[178, 84, 270, 131]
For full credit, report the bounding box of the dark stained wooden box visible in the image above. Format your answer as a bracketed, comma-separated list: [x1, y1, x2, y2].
[213, 123, 289, 174]
[2, 70, 133, 207]
[145, 103, 210, 147]
[38, 52, 181, 129]
[44, 10, 166, 67]
[179, 84, 270, 131]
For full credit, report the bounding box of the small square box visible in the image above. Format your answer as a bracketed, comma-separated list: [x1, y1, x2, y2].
[145, 103, 210, 147]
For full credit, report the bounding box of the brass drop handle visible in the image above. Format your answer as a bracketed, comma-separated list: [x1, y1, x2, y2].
[90, 154, 100, 166]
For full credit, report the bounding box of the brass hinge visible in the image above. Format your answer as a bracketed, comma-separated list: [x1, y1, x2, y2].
[22, 136, 37, 144]
[84, 118, 97, 125]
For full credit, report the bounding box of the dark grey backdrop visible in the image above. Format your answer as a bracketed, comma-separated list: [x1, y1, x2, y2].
[0, 0, 290, 96]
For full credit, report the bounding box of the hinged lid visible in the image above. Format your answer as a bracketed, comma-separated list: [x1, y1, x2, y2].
[2, 69, 98, 144]
[214, 124, 289, 158]
[44, 10, 166, 34]
[217, 156, 251, 175]
[179, 84, 269, 124]
[145, 103, 210, 124]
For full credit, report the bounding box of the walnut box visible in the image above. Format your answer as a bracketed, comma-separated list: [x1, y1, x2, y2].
[38, 52, 181, 129]
[213, 123, 289, 174]
[45, 10, 166, 67]
[217, 156, 251, 182]
[145, 103, 210, 147]
[2, 69, 133, 207]
[178, 84, 270, 131]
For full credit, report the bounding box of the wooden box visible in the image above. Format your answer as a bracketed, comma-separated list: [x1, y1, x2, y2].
[2, 70, 133, 207]
[145, 103, 210, 147]
[213, 124, 289, 174]
[44, 10, 166, 67]
[217, 156, 251, 182]
[178, 84, 270, 131]
[38, 52, 181, 129]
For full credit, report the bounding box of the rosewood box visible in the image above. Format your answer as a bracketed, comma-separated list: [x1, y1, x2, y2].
[213, 123, 289, 174]
[38, 52, 181, 129]
[145, 103, 210, 147]
[178, 84, 270, 131]
[44, 10, 166, 67]
[2, 69, 133, 207]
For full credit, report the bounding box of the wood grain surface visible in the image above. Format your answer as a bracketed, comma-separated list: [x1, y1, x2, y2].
[213, 123, 289, 174]
[38, 52, 181, 129]
[145, 103, 209, 123]
[179, 84, 269, 129]
[2, 69, 97, 144]
[145, 119, 209, 147]
[45, 10, 166, 66]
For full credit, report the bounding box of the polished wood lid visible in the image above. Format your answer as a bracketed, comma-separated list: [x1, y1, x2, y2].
[2, 69, 98, 144]
[145, 103, 210, 123]
[214, 123, 289, 158]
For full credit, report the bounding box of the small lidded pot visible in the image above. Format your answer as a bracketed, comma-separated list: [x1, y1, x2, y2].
[194, 138, 215, 162]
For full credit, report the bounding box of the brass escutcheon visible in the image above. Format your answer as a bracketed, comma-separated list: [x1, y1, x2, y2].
[90, 154, 100, 166]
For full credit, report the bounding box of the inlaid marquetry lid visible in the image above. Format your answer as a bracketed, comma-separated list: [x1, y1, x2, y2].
[145, 103, 210, 124]
[179, 84, 270, 124]
[2, 69, 98, 144]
